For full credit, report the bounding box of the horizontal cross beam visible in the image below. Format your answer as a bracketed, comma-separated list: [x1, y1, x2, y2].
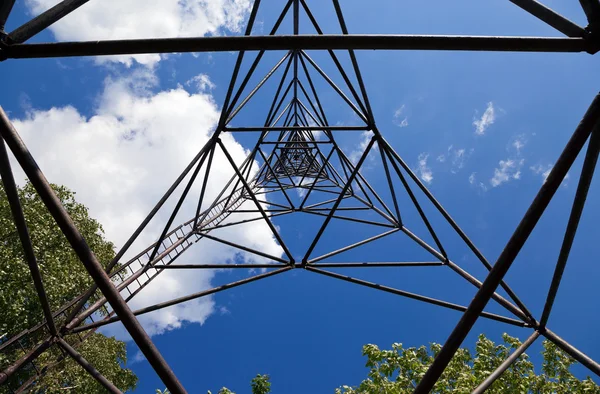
[1, 35, 595, 61]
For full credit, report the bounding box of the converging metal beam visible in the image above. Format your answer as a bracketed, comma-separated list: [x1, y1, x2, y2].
[158, 264, 288, 269]
[1, 35, 593, 61]
[2, 0, 599, 390]
[310, 262, 444, 268]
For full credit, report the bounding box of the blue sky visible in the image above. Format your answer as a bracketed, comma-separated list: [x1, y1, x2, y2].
[2, 0, 600, 393]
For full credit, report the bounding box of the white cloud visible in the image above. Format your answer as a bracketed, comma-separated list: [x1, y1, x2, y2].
[453, 148, 466, 169]
[349, 129, 375, 165]
[512, 135, 526, 154]
[530, 163, 570, 185]
[530, 163, 552, 181]
[10, 70, 282, 338]
[186, 73, 215, 92]
[468, 172, 488, 192]
[436, 145, 471, 173]
[219, 306, 231, 315]
[130, 350, 146, 364]
[24, 0, 252, 65]
[393, 105, 408, 128]
[490, 158, 524, 187]
[292, 177, 312, 198]
[415, 153, 433, 184]
[473, 102, 495, 135]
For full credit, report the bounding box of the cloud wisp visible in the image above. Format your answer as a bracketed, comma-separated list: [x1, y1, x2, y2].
[436, 145, 472, 174]
[469, 172, 488, 192]
[473, 102, 496, 135]
[530, 163, 570, 185]
[490, 159, 524, 187]
[415, 153, 433, 184]
[349, 130, 375, 165]
[393, 104, 409, 128]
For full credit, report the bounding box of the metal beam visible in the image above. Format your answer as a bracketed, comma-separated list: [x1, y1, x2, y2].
[311, 261, 443, 267]
[1, 35, 593, 61]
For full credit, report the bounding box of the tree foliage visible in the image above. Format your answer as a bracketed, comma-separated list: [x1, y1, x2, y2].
[251, 374, 271, 394]
[336, 334, 600, 394]
[208, 374, 271, 394]
[0, 181, 137, 393]
[158, 374, 272, 394]
[184, 335, 598, 394]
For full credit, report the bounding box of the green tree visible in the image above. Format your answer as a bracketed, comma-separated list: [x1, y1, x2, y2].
[251, 374, 271, 394]
[0, 181, 137, 393]
[159, 335, 600, 393]
[336, 333, 600, 394]
[158, 373, 272, 394]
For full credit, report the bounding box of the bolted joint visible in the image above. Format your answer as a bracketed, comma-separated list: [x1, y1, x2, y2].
[297, 259, 309, 269]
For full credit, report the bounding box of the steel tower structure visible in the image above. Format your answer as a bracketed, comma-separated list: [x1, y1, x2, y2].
[1, 0, 599, 393]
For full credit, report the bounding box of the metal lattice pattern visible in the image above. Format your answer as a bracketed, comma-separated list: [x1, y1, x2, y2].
[1, 0, 599, 393]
